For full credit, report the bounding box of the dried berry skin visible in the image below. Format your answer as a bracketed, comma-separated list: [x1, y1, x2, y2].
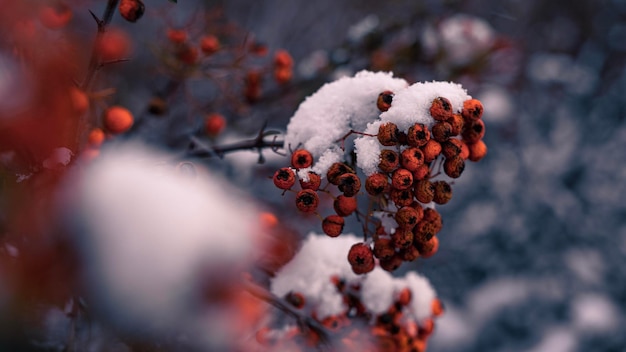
[407, 123, 430, 147]
[337, 173, 362, 197]
[291, 149, 314, 169]
[432, 180, 453, 205]
[430, 97, 454, 121]
[414, 180, 435, 204]
[443, 155, 465, 178]
[395, 206, 421, 230]
[373, 238, 395, 260]
[348, 243, 375, 275]
[392, 227, 414, 249]
[378, 122, 400, 146]
[400, 147, 424, 172]
[432, 121, 453, 143]
[462, 99, 484, 122]
[365, 173, 389, 196]
[377, 90, 394, 112]
[441, 138, 463, 159]
[299, 172, 321, 190]
[334, 195, 358, 217]
[378, 149, 400, 173]
[322, 215, 345, 237]
[273, 168, 296, 190]
[327, 162, 355, 185]
[412, 164, 430, 181]
[285, 291, 305, 309]
[467, 140, 488, 162]
[390, 188, 414, 207]
[295, 189, 319, 213]
[462, 119, 485, 144]
[379, 255, 403, 272]
[391, 168, 414, 190]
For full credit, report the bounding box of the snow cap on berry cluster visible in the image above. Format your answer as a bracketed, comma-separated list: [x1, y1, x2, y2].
[271, 233, 437, 322]
[355, 81, 471, 176]
[284, 70, 408, 178]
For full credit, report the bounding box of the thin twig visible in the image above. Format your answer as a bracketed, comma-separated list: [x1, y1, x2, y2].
[81, 0, 120, 90]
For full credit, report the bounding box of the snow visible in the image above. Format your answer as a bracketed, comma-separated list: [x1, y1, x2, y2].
[270, 233, 437, 322]
[43, 147, 73, 169]
[64, 142, 259, 334]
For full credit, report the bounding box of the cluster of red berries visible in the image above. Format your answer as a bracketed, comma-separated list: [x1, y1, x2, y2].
[256, 277, 444, 351]
[273, 94, 487, 275]
[165, 28, 222, 65]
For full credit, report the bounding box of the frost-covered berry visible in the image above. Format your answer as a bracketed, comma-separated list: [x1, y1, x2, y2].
[441, 139, 463, 159]
[407, 123, 430, 147]
[337, 173, 362, 197]
[395, 206, 421, 230]
[373, 238, 395, 260]
[377, 90, 394, 112]
[432, 121, 453, 143]
[414, 180, 435, 204]
[273, 168, 296, 190]
[291, 149, 314, 169]
[299, 172, 321, 190]
[391, 168, 413, 190]
[462, 119, 485, 144]
[378, 122, 400, 146]
[400, 147, 424, 172]
[390, 188, 414, 207]
[365, 173, 389, 196]
[430, 97, 454, 121]
[462, 99, 483, 121]
[327, 162, 355, 185]
[334, 195, 357, 217]
[322, 215, 345, 237]
[295, 189, 319, 213]
[432, 180, 452, 205]
[379, 149, 400, 173]
[347, 243, 375, 274]
[467, 140, 488, 162]
[443, 155, 465, 178]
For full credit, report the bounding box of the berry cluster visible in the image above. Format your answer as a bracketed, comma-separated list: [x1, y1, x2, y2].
[257, 277, 443, 351]
[273, 93, 487, 274]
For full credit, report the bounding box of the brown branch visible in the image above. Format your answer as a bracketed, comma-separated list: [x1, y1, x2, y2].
[81, 0, 120, 90]
[187, 125, 285, 160]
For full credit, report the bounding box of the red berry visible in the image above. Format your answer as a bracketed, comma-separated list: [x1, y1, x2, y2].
[378, 122, 400, 146]
[291, 149, 314, 169]
[322, 215, 345, 237]
[407, 123, 430, 147]
[347, 243, 375, 275]
[378, 149, 400, 173]
[118, 0, 144, 23]
[295, 189, 319, 213]
[204, 113, 226, 137]
[299, 172, 321, 190]
[391, 168, 413, 190]
[334, 195, 357, 217]
[377, 91, 393, 112]
[430, 97, 454, 121]
[273, 168, 296, 190]
[365, 173, 389, 196]
[462, 99, 483, 122]
[337, 173, 361, 197]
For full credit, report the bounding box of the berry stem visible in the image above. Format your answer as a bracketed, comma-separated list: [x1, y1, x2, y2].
[335, 129, 377, 151]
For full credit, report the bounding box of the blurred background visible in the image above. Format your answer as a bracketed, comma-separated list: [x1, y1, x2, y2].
[1, 0, 625, 351]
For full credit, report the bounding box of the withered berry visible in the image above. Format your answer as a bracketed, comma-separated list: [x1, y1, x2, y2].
[432, 180, 453, 205]
[379, 149, 400, 173]
[443, 155, 465, 178]
[407, 123, 430, 147]
[462, 119, 485, 144]
[391, 168, 413, 190]
[467, 140, 488, 162]
[295, 189, 319, 213]
[373, 238, 395, 260]
[399, 246, 420, 262]
[379, 254, 403, 272]
[322, 215, 344, 237]
[421, 139, 442, 163]
[432, 121, 453, 143]
[400, 147, 424, 172]
[337, 173, 362, 197]
[448, 113, 465, 136]
[347, 243, 375, 275]
[365, 173, 389, 196]
[291, 149, 313, 169]
[327, 162, 355, 185]
[395, 206, 421, 230]
[285, 291, 305, 309]
[377, 90, 394, 112]
[392, 227, 414, 249]
[299, 172, 321, 190]
[441, 138, 463, 159]
[334, 195, 357, 217]
[430, 97, 454, 121]
[273, 168, 296, 190]
[414, 180, 435, 204]
[412, 164, 431, 181]
[390, 188, 414, 207]
[462, 99, 483, 122]
[378, 122, 400, 146]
